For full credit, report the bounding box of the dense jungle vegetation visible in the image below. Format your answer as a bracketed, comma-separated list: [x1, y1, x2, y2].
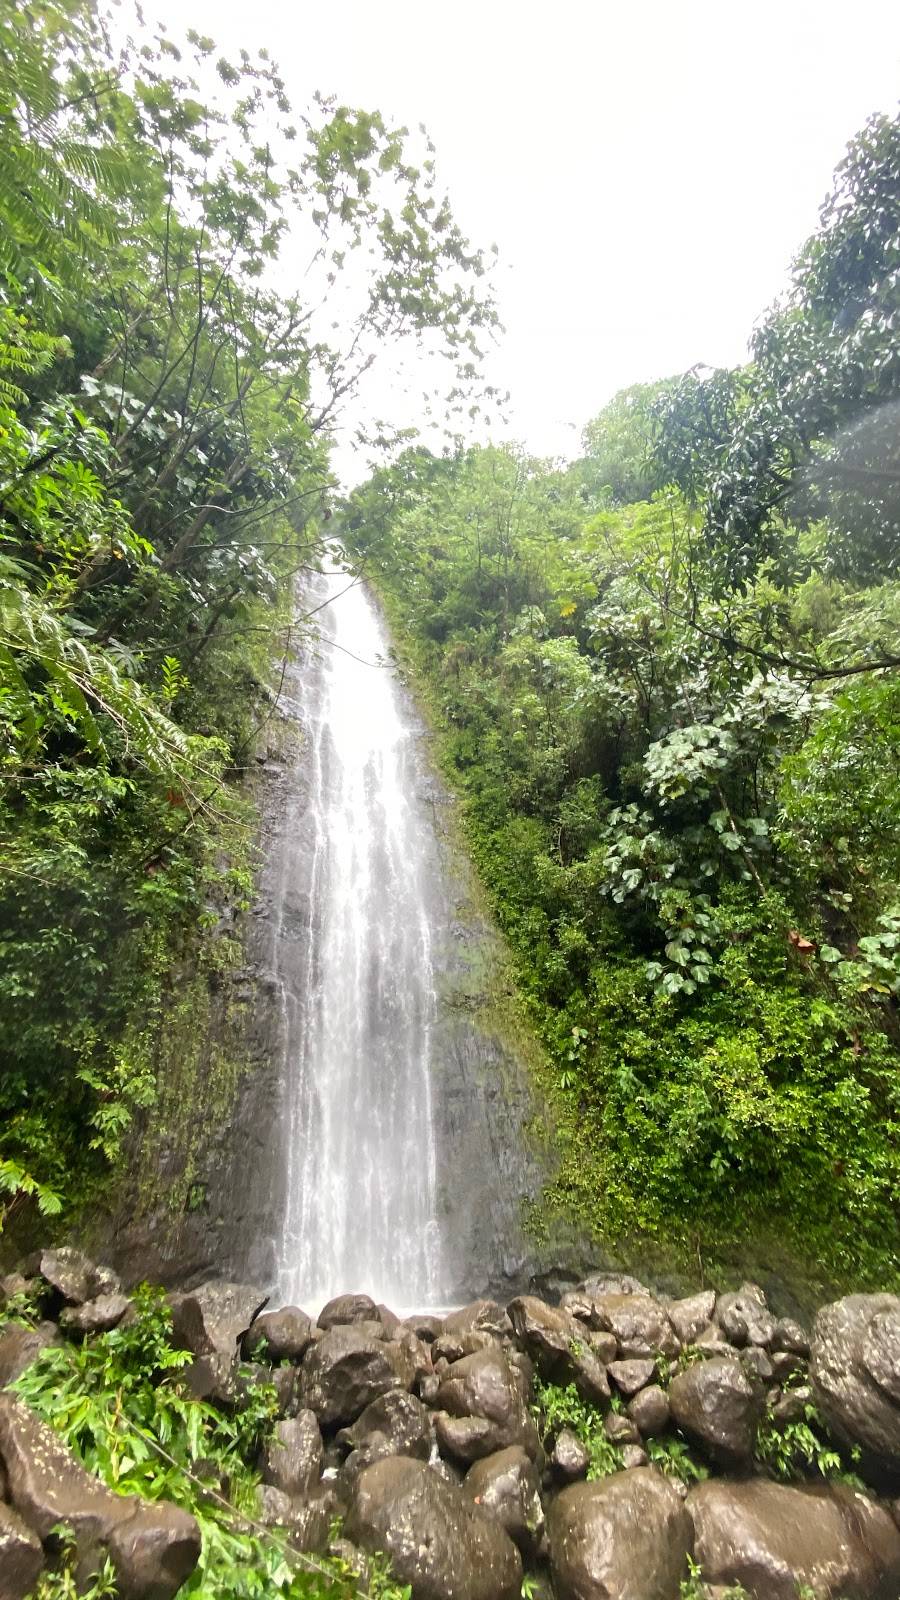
[342, 110, 900, 1289]
[0, 0, 496, 1234]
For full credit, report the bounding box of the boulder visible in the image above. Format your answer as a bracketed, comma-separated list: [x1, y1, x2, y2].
[387, 1329, 433, 1391]
[243, 1307, 315, 1362]
[433, 1330, 495, 1365]
[405, 1315, 443, 1344]
[169, 1281, 267, 1401]
[586, 1295, 679, 1360]
[435, 1347, 539, 1462]
[620, 1444, 649, 1469]
[667, 1292, 716, 1347]
[465, 1445, 545, 1558]
[739, 1346, 773, 1384]
[443, 1300, 511, 1339]
[0, 1502, 43, 1600]
[551, 1428, 590, 1481]
[609, 1359, 656, 1397]
[337, 1390, 432, 1462]
[347, 1455, 522, 1600]
[687, 1477, 900, 1599]
[377, 1305, 404, 1339]
[771, 1317, 809, 1357]
[0, 1322, 60, 1388]
[60, 1294, 131, 1335]
[628, 1385, 671, 1437]
[263, 1412, 322, 1498]
[300, 1325, 406, 1426]
[605, 1412, 640, 1446]
[39, 1247, 118, 1306]
[581, 1273, 649, 1298]
[256, 1484, 293, 1527]
[668, 1356, 761, 1467]
[107, 1501, 202, 1600]
[506, 1296, 610, 1404]
[0, 1396, 199, 1598]
[318, 1294, 379, 1329]
[548, 1468, 693, 1600]
[715, 1284, 775, 1348]
[810, 1295, 900, 1477]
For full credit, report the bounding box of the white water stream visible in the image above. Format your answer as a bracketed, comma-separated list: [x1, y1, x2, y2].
[274, 559, 447, 1310]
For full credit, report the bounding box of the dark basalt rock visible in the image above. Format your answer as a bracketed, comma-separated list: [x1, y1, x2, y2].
[548, 1468, 693, 1600]
[435, 1346, 539, 1462]
[464, 1445, 545, 1559]
[59, 1293, 131, 1335]
[39, 1247, 119, 1307]
[687, 1477, 900, 1599]
[337, 1390, 433, 1462]
[0, 1323, 60, 1388]
[507, 1295, 610, 1404]
[443, 1300, 511, 1338]
[810, 1294, 900, 1479]
[243, 1306, 315, 1362]
[318, 1294, 379, 1329]
[0, 1396, 200, 1598]
[587, 1294, 679, 1360]
[347, 1455, 522, 1600]
[668, 1356, 762, 1467]
[169, 1280, 268, 1401]
[716, 1283, 775, 1349]
[263, 1411, 323, 1498]
[628, 1384, 671, 1437]
[608, 1358, 656, 1397]
[0, 1502, 43, 1600]
[300, 1325, 407, 1426]
[551, 1428, 590, 1481]
[667, 1291, 716, 1346]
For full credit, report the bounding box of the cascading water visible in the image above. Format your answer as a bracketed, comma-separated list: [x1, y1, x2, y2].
[274, 557, 447, 1310]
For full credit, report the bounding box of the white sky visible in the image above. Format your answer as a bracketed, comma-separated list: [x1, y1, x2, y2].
[150, 0, 900, 479]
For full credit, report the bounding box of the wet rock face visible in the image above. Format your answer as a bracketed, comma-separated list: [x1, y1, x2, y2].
[687, 1477, 900, 1600]
[346, 1455, 522, 1600]
[810, 1294, 900, 1477]
[668, 1356, 762, 1467]
[548, 1468, 693, 1600]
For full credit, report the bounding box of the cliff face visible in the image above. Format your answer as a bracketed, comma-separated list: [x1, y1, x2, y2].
[100, 586, 566, 1303]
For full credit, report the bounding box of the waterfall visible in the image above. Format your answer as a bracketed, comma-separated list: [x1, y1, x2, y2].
[274, 557, 447, 1311]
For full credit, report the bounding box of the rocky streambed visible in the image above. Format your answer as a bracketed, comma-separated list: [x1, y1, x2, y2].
[2, 1250, 900, 1598]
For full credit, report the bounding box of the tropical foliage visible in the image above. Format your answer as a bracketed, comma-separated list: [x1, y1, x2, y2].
[0, 0, 496, 1226]
[342, 110, 900, 1285]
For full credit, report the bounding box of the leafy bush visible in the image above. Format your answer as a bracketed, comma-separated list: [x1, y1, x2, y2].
[13, 1287, 409, 1599]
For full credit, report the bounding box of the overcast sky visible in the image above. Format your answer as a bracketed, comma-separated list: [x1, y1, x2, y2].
[151, 0, 900, 477]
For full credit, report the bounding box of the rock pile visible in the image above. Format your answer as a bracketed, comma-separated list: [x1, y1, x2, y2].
[3, 1250, 900, 1599]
